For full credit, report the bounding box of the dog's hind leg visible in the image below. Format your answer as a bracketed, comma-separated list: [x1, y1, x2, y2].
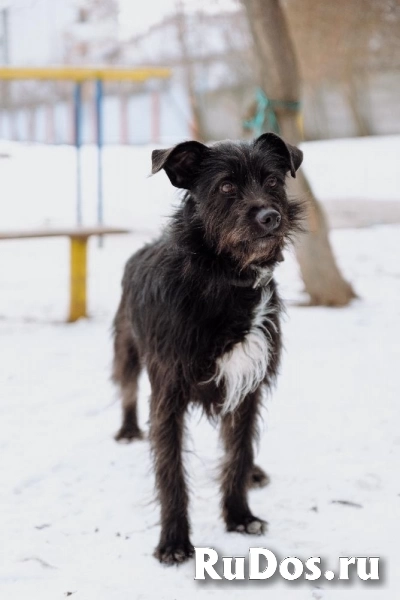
[112, 305, 143, 443]
[220, 388, 267, 534]
[150, 379, 194, 565]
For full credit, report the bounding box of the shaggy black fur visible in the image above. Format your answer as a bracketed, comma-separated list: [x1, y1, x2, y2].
[112, 133, 303, 564]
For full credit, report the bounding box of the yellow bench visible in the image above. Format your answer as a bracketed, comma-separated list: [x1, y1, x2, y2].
[0, 226, 130, 322]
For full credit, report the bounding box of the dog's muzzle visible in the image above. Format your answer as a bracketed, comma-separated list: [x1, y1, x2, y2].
[255, 209, 281, 234]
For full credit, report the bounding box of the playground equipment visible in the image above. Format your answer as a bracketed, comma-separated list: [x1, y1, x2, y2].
[0, 66, 171, 227]
[0, 66, 171, 321]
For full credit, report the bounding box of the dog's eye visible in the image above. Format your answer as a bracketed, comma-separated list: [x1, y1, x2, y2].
[220, 182, 235, 194]
[266, 176, 278, 188]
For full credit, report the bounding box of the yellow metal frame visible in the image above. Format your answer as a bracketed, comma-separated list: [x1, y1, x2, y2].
[0, 66, 171, 82]
[69, 236, 88, 322]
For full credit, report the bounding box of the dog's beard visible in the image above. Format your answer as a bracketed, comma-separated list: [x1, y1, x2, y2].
[217, 228, 285, 269]
[235, 239, 282, 268]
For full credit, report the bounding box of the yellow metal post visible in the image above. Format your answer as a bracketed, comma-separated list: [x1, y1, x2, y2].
[69, 236, 88, 322]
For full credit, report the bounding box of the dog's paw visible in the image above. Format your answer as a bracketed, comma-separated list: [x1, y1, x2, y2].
[154, 541, 194, 565]
[249, 465, 270, 489]
[227, 515, 267, 535]
[114, 424, 144, 443]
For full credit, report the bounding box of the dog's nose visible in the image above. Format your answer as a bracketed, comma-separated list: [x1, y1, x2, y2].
[255, 208, 281, 233]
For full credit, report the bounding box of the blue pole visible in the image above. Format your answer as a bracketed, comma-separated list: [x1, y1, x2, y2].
[95, 79, 104, 246]
[74, 82, 83, 226]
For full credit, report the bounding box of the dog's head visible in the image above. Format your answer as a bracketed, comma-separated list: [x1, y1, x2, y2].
[152, 133, 304, 267]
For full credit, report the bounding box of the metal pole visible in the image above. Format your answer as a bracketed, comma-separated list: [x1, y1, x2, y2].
[1, 9, 9, 64]
[74, 82, 83, 226]
[0, 9, 10, 110]
[95, 78, 104, 246]
[68, 235, 88, 322]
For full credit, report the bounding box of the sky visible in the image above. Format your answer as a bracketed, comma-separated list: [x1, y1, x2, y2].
[118, 0, 238, 38]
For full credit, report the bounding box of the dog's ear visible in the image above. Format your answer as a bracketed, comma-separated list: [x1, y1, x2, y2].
[254, 132, 303, 178]
[151, 141, 208, 189]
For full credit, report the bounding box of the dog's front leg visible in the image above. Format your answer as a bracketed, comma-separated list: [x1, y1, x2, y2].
[220, 388, 267, 534]
[150, 385, 193, 565]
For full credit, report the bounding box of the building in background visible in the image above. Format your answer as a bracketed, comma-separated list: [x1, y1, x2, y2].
[0, 0, 399, 144]
[2, 0, 74, 65]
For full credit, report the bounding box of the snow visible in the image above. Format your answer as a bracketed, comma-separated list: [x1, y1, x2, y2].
[303, 135, 400, 202]
[1, 136, 400, 599]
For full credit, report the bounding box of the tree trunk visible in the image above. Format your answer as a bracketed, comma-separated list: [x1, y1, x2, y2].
[175, 1, 206, 141]
[344, 76, 370, 138]
[242, 0, 356, 306]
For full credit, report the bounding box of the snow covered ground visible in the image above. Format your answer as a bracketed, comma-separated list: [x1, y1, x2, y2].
[0, 137, 399, 599]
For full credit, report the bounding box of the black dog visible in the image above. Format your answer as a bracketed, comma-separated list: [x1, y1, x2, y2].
[112, 133, 303, 564]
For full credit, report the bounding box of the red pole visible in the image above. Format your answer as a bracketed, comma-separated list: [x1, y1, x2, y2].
[120, 95, 129, 144]
[151, 90, 160, 144]
[46, 104, 55, 144]
[12, 110, 18, 140]
[28, 106, 36, 142]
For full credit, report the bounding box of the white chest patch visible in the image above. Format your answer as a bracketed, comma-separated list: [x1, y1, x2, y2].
[214, 287, 277, 414]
